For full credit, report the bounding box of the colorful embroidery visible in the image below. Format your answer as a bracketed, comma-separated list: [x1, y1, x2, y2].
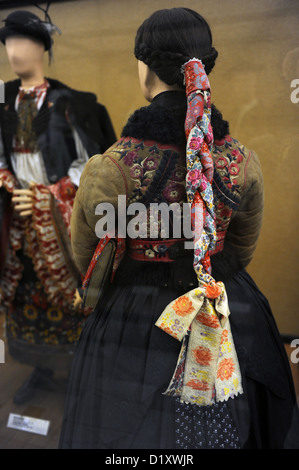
[128, 239, 184, 262]
[30, 179, 79, 308]
[115, 137, 186, 206]
[0, 174, 88, 348]
[155, 60, 243, 406]
[156, 281, 242, 405]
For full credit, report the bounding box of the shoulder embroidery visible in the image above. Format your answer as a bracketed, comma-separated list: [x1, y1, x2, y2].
[212, 136, 249, 209]
[115, 137, 186, 205]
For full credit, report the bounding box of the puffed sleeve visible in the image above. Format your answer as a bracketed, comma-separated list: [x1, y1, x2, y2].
[225, 150, 264, 268]
[70, 153, 127, 275]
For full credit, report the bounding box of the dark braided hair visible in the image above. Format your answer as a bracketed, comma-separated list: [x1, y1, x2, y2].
[134, 8, 218, 88]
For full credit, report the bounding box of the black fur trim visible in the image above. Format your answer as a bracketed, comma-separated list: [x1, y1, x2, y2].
[121, 91, 229, 146]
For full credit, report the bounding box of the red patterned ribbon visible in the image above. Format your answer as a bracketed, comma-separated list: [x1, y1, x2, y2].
[155, 59, 243, 406]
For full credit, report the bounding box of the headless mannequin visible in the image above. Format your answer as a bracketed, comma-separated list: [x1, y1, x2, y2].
[0, 36, 46, 215]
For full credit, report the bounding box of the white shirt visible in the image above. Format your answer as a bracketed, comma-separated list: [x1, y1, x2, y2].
[0, 82, 89, 188]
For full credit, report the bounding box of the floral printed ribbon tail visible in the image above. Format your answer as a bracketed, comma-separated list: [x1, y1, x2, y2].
[155, 281, 243, 406]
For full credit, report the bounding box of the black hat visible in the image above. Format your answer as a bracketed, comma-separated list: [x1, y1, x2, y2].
[0, 10, 55, 51]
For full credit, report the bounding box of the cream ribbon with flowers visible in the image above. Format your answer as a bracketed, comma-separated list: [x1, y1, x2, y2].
[156, 281, 243, 406]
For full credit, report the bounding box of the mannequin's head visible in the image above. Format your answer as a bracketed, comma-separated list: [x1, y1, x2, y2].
[5, 35, 45, 79]
[137, 58, 182, 102]
[0, 10, 58, 82]
[0, 10, 53, 49]
[135, 7, 218, 96]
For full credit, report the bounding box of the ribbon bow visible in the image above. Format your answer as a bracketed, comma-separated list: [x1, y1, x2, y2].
[156, 281, 242, 405]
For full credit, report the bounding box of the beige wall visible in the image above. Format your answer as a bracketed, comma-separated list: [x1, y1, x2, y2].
[0, 0, 298, 335]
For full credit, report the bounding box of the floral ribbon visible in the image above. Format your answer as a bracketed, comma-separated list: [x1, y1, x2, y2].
[155, 59, 243, 406]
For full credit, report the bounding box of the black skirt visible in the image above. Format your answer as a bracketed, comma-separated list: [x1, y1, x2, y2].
[59, 256, 298, 449]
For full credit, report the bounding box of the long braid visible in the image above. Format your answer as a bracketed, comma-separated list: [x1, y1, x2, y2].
[155, 57, 243, 407]
[183, 59, 217, 287]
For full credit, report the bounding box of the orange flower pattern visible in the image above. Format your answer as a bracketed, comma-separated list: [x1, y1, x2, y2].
[192, 346, 212, 366]
[217, 359, 235, 381]
[221, 329, 229, 344]
[196, 311, 219, 329]
[156, 282, 243, 406]
[186, 379, 210, 391]
[173, 296, 195, 317]
[205, 281, 222, 299]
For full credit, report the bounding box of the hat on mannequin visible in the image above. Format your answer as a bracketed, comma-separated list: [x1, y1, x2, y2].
[0, 7, 60, 62]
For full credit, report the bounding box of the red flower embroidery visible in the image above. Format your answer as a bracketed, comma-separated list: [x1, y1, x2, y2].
[196, 311, 219, 329]
[143, 156, 158, 171]
[162, 183, 185, 203]
[130, 164, 143, 179]
[229, 163, 240, 176]
[205, 282, 222, 299]
[192, 346, 212, 366]
[231, 148, 244, 163]
[171, 167, 186, 182]
[217, 358, 235, 381]
[221, 329, 229, 344]
[216, 156, 228, 169]
[173, 296, 194, 317]
[123, 151, 138, 166]
[186, 379, 210, 391]
[189, 137, 202, 150]
[188, 168, 201, 182]
[199, 179, 207, 191]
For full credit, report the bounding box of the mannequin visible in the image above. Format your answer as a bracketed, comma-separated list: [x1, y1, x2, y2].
[2, 36, 47, 215]
[0, 10, 116, 404]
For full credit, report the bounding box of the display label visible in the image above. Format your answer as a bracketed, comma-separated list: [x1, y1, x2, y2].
[7, 413, 50, 436]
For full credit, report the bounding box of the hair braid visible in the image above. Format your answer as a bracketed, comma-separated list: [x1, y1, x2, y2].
[134, 9, 218, 87]
[201, 47, 218, 75]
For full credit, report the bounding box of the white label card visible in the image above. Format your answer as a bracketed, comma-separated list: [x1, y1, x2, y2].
[7, 413, 50, 436]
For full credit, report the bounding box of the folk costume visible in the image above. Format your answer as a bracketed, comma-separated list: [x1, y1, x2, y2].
[59, 62, 298, 448]
[0, 11, 116, 397]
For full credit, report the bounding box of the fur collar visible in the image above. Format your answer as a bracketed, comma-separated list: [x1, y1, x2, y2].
[121, 90, 229, 146]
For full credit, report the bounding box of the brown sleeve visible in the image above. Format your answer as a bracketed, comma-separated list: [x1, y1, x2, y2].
[70, 153, 127, 275]
[224, 150, 264, 268]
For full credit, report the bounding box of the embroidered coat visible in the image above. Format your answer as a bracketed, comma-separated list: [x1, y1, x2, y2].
[71, 91, 264, 278]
